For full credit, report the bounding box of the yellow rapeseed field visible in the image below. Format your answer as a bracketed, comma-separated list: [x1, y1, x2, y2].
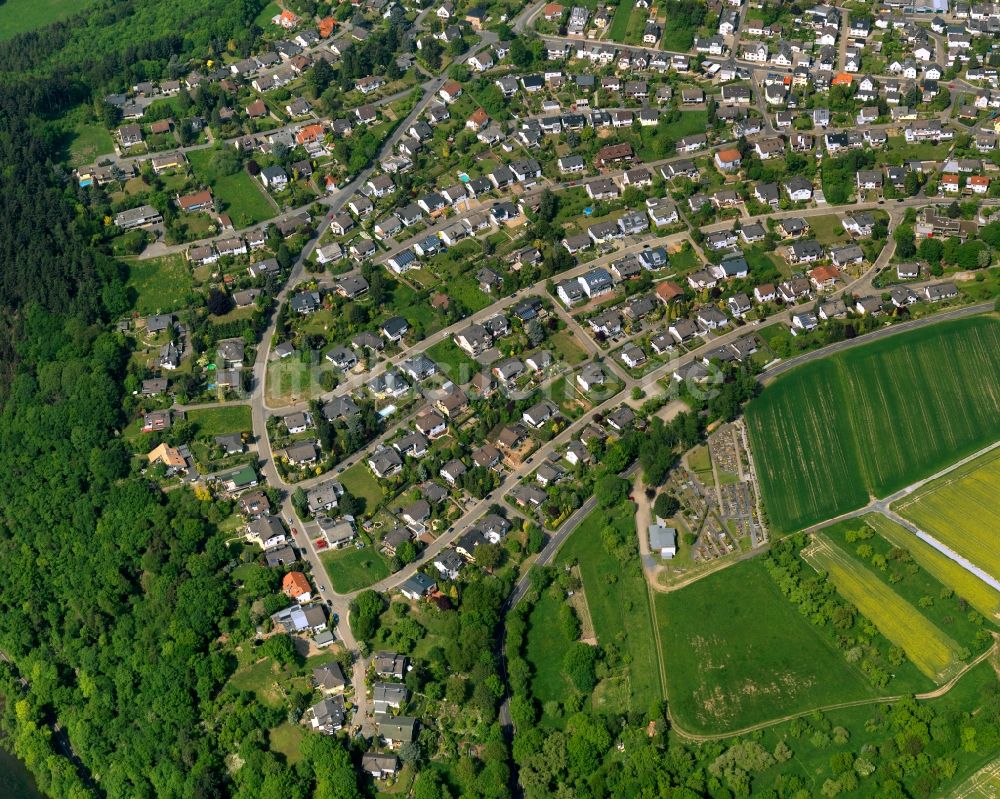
[806, 538, 964, 681]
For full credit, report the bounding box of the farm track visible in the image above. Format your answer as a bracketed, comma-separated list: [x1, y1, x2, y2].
[669, 639, 999, 743]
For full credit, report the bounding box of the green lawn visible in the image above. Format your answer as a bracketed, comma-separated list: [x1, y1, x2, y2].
[425, 338, 481, 386]
[808, 214, 849, 246]
[607, 2, 634, 40]
[524, 590, 577, 711]
[666, 111, 710, 140]
[656, 557, 880, 734]
[66, 122, 115, 168]
[187, 149, 275, 228]
[746, 316, 1000, 532]
[339, 461, 385, 514]
[269, 722, 305, 764]
[548, 330, 588, 365]
[556, 503, 662, 715]
[254, 1, 281, 28]
[125, 253, 196, 315]
[885, 136, 954, 164]
[186, 405, 252, 437]
[321, 541, 390, 593]
[667, 245, 699, 272]
[0, 0, 95, 39]
[229, 657, 296, 709]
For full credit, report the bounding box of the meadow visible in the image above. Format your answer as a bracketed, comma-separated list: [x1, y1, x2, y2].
[321, 537, 390, 593]
[746, 317, 1000, 532]
[524, 589, 578, 714]
[863, 513, 1000, 621]
[655, 557, 878, 734]
[805, 536, 965, 682]
[555, 503, 662, 715]
[895, 446, 1000, 581]
[338, 461, 385, 513]
[186, 149, 275, 228]
[125, 253, 197, 315]
[0, 0, 94, 39]
[185, 404, 252, 437]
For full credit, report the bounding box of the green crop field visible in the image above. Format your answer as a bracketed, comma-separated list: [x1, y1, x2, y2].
[655, 557, 878, 734]
[125, 253, 196, 315]
[186, 405, 251, 437]
[746, 317, 1000, 532]
[0, 0, 95, 39]
[863, 513, 1000, 621]
[556, 503, 661, 715]
[895, 447, 1000, 582]
[806, 536, 965, 681]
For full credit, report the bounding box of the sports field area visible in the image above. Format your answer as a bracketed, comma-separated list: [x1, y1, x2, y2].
[804, 536, 965, 682]
[746, 317, 1000, 532]
[655, 557, 878, 734]
[863, 513, 1000, 621]
[894, 446, 1000, 582]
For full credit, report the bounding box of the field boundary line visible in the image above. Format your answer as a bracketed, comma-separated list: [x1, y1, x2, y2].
[669, 639, 998, 742]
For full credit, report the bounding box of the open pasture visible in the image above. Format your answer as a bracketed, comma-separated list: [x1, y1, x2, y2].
[655, 557, 877, 734]
[863, 513, 1000, 621]
[746, 317, 1000, 532]
[805, 537, 964, 682]
[556, 503, 661, 715]
[895, 447, 1000, 584]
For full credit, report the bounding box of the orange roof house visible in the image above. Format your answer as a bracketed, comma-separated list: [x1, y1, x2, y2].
[714, 148, 742, 170]
[318, 16, 336, 38]
[543, 2, 564, 19]
[296, 123, 326, 145]
[176, 189, 213, 212]
[282, 572, 312, 601]
[969, 175, 990, 193]
[808, 264, 841, 289]
[147, 443, 186, 469]
[832, 72, 854, 86]
[655, 281, 685, 303]
[466, 107, 489, 130]
[274, 9, 299, 28]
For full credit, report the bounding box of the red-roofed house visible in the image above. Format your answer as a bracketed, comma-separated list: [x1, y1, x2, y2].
[273, 9, 299, 28]
[177, 189, 213, 212]
[318, 16, 336, 37]
[808, 264, 841, 290]
[296, 123, 326, 145]
[246, 99, 267, 118]
[466, 107, 489, 131]
[714, 148, 742, 171]
[439, 80, 463, 103]
[655, 281, 685, 304]
[282, 572, 312, 602]
[543, 2, 564, 19]
[970, 175, 990, 194]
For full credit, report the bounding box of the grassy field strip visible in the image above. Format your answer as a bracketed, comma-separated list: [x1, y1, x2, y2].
[805, 538, 964, 682]
[863, 513, 1000, 621]
[747, 317, 1000, 532]
[895, 447, 1000, 580]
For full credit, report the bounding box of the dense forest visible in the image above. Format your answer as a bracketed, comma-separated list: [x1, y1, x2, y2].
[0, 2, 362, 798]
